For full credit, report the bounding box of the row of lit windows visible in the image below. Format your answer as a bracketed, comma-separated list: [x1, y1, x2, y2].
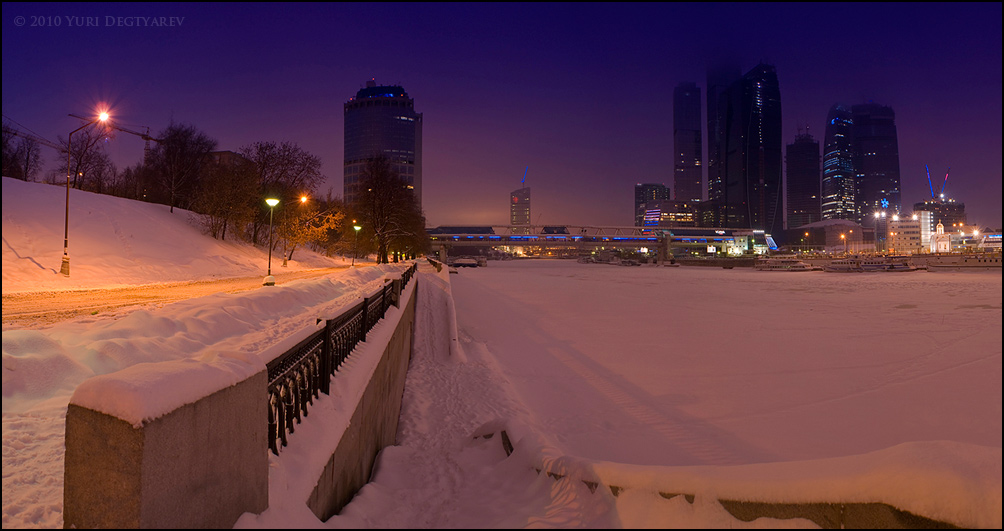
[345, 99, 414, 110]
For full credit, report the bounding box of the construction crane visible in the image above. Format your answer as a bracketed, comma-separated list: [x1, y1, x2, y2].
[925, 164, 951, 202]
[2, 122, 65, 153]
[69, 113, 161, 165]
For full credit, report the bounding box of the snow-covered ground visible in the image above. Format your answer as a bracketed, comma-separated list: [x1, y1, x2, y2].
[3, 178, 1002, 528]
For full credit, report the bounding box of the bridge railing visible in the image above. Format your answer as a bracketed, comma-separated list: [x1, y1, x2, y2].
[265, 263, 417, 455]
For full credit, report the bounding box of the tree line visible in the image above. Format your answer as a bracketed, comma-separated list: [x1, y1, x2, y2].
[1, 120, 429, 263]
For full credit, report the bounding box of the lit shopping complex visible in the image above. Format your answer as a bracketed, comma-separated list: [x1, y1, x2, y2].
[426, 225, 779, 261]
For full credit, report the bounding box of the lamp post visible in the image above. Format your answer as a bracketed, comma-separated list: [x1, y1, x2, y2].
[264, 198, 280, 286]
[352, 223, 362, 266]
[60, 112, 109, 276]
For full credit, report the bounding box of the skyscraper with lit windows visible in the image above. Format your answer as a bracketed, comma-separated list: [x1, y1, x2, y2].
[343, 80, 423, 208]
[673, 82, 702, 203]
[821, 104, 857, 221]
[510, 187, 530, 228]
[634, 183, 670, 226]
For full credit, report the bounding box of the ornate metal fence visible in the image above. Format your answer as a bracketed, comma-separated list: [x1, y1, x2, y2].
[265, 263, 418, 455]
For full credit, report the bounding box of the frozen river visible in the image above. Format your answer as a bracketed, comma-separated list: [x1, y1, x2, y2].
[447, 259, 1002, 466]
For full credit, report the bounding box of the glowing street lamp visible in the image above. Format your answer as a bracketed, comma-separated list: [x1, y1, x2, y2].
[352, 223, 362, 266]
[60, 111, 109, 276]
[264, 198, 280, 286]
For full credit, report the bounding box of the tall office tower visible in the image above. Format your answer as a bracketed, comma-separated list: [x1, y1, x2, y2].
[673, 82, 702, 203]
[821, 104, 857, 221]
[706, 63, 742, 209]
[634, 183, 669, 226]
[851, 103, 900, 225]
[713, 63, 783, 233]
[510, 186, 531, 229]
[343, 80, 423, 209]
[785, 130, 821, 229]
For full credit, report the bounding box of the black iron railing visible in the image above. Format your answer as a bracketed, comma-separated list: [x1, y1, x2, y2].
[265, 263, 418, 455]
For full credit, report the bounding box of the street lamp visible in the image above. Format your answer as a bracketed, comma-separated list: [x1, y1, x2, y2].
[264, 198, 280, 286]
[352, 223, 362, 266]
[60, 112, 109, 276]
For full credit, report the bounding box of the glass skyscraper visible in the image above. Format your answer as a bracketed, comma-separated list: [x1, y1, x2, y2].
[706, 63, 741, 208]
[707, 63, 783, 233]
[673, 82, 702, 203]
[343, 80, 423, 208]
[851, 103, 901, 225]
[785, 131, 821, 229]
[821, 104, 857, 221]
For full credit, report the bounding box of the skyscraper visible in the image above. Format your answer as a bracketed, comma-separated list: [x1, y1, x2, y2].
[785, 130, 821, 229]
[851, 103, 900, 224]
[510, 186, 531, 228]
[708, 63, 783, 233]
[673, 82, 702, 203]
[343, 80, 423, 208]
[634, 183, 669, 226]
[821, 104, 857, 221]
[706, 63, 742, 208]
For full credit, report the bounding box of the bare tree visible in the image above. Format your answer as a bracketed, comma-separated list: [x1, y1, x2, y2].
[55, 127, 111, 189]
[279, 199, 344, 262]
[147, 122, 217, 212]
[239, 141, 324, 244]
[1, 122, 14, 177]
[352, 156, 427, 264]
[12, 135, 42, 181]
[1, 123, 43, 181]
[192, 153, 259, 241]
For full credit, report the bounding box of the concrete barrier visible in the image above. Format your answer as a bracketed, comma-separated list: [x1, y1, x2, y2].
[63, 356, 268, 529]
[62, 270, 419, 528]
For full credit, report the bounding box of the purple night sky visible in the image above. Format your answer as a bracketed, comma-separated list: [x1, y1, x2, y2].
[3, 2, 1001, 229]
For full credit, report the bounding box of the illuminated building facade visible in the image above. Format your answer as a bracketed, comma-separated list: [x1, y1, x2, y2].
[640, 200, 696, 228]
[785, 131, 820, 229]
[821, 104, 857, 222]
[673, 82, 702, 203]
[343, 80, 423, 208]
[887, 215, 924, 254]
[634, 183, 669, 226]
[912, 199, 966, 235]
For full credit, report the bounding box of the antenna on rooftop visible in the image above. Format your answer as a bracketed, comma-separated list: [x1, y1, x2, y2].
[522, 166, 528, 187]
